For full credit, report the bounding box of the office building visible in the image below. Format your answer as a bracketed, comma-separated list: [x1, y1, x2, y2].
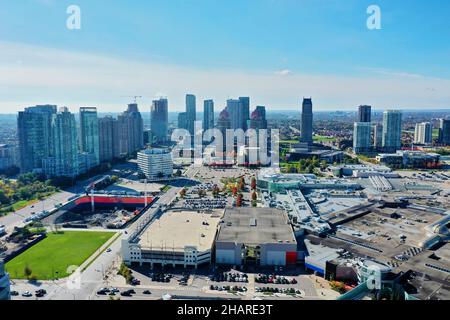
[117, 103, 144, 155]
[150, 99, 169, 145]
[239, 97, 250, 131]
[414, 122, 433, 145]
[143, 129, 153, 145]
[77, 152, 97, 175]
[373, 124, 383, 149]
[358, 105, 372, 123]
[226, 99, 241, 130]
[98, 116, 120, 162]
[79, 107, 100, 166]
[122, 211, 220, 268]
[43, 107, 79, 178]
[377, 150, 440, 169]
[203, 99, 214, 131]
[0, 144, 19, 170]
[216, 108, 231, 152]
[178, 112, 187, 131]
[438, 119, 450, 146]
[17, 105, 56, 173]
[249, 106, 267, 131]
[301, 98, 313, 145]
[353, 122, 372, 154]
[225, 97, 250, 131]
[215, 207, 297, 266]
[0, 260, 10, 300]
[137, 148, 173, 181]
[186, 94, 196, 135]
[382, 110, 402, 153]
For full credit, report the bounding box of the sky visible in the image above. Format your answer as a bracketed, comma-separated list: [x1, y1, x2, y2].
[0, 0, 449, 113]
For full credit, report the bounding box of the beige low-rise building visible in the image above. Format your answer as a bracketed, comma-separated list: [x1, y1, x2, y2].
[122, 211, 220, 268]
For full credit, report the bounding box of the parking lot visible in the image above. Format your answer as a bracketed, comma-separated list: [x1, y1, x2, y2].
[99, 264, 336, 300]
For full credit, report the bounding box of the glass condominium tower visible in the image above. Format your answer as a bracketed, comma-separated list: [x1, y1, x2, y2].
[17, 105, 57, 173]
[45, 107, 79, 178]
[203, 99, 214, 132]
[301, 98, 313, 145]
[150, 98, 169, 144]
[353, 122, 372, 154]
[382, 110, 402, 153]
[186, 94, 196, 136]
[79, 107, 100, 166]
[358, 105, 372, 123]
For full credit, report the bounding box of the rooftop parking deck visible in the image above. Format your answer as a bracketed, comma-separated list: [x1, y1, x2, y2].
[138, 211, 221, 252]
[217, 207, 296, 245]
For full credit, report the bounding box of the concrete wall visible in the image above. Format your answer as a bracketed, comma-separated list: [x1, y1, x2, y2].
[215, 241, 241, 265]
[216, 249, 236, 265]
[260, 243, 297, 266]
[216, 241, 298, 267]
[265, 251, 286, 266]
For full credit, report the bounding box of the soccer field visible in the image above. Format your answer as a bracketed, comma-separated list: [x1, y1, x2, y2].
[5, 231, 116, 280]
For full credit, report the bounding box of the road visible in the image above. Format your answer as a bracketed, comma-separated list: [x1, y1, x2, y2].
[0, 162, 140, 234]
[0, 190, 75, 234]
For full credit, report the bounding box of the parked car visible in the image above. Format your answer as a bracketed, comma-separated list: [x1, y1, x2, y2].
[120, 291, 131, 297]
[22, 291, 33, 297]
[97, 289, 108, 295]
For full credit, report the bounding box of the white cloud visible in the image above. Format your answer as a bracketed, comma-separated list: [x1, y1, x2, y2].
[0, 41, 449, 113]
[274, 69, 293, 76]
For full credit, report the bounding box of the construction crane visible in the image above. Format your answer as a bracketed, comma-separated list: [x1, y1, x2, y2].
[121, 95, 143, 103]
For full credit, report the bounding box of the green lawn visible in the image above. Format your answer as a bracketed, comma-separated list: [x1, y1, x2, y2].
[11, 199, 38, 211]
[160, 185, 172, 193]
[313, 135, 337, 142]
[5, 231, 115, 280]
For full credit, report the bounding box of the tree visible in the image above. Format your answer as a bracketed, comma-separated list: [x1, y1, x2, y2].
[0, 190, 10, 205]
[212, 186, 220, 198]
[251, 178, 257, 190]
[180, 189, 187, 198]
[24, 265, 32, 280]
[236, 194, 243, 207]
[198, 189, 206, 198]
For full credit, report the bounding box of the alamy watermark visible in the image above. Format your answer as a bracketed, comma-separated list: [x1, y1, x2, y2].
[365, 264, 382, 290]
[367, 5, 382, 30]
[66, 5, 81, 30]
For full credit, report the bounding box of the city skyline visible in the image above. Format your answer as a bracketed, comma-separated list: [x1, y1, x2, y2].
[2, 1, 450, 306]
[0, 1, 449, 112]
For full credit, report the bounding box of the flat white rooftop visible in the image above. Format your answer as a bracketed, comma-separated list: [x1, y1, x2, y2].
[138, 211, 220, 252]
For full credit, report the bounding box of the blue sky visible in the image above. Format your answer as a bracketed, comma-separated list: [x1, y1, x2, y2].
[0, 0, 449, 112]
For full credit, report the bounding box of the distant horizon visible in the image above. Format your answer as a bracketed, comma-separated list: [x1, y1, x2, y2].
[0, 106, 449, 116]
